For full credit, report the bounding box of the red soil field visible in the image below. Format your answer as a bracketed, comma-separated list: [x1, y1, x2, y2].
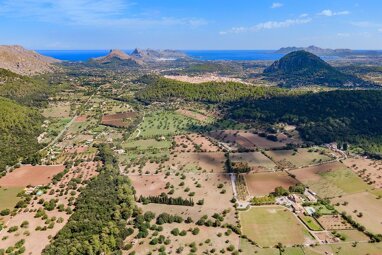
[75, 115, 87, 122]
[245, 172, 299, 196]
[101, 112, 137, 127]
[0, 165, 65, 187]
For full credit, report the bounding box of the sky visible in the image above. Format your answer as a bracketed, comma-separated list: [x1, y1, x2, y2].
[0, 0, 381, 50]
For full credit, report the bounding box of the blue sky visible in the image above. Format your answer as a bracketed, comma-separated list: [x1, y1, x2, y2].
[0, 0, 381, 50]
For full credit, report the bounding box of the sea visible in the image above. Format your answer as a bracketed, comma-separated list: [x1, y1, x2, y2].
[36, 50, 285, 62]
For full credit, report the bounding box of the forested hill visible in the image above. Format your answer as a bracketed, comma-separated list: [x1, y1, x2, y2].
[264, 51, 372, 88]
[136, 75, 287, 103]
[228, 89, 382, 156]
[0, 97, 43, 173]
[0, 68, 50, 107]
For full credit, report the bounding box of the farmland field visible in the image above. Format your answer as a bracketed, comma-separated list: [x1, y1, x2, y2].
[344, 157, 382, 189]
[0, 187, 22, 211]
[165, 152, 226, 173]
[230, 152, 276, 172]
[239, 206, 313, 247]
[0, 165, 65, 187]
[291, 162, 370, 198]
[132, 111, 199, 138]
[244, 172, 299, 196]
[332, 192, 382, 234]
[131, 172, 236, 223]
[304, 242, 382, 255]
[123, 138, 171, 151]
[265, 148, 333, 169]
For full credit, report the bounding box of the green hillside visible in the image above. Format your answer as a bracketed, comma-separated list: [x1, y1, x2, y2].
[0, 97, 43, 173]
[0, 68, 50, 106]
[136, 75, 287, 103]
[264, 51, 371, 88]
[228, 89, 382, 156]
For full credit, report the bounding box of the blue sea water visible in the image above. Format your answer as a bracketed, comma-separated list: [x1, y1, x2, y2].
[36, 50, 284, 62]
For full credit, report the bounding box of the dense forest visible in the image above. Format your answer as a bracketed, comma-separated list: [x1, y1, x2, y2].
[0, 97, 43, 174]
[136, 75, 287, 103]
[228, 90, 382, 155]
[43, 144, 137, 254]
[0, 68, 51, 107]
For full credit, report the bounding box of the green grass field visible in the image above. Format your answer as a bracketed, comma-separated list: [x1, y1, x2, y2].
[134, 111, 198, 138]
[239, 206, 312, 247]
[308, 167, 370, 198]
[123, 139, 171, 151]
[299, 215, 323, 231]
[0, 187, 23, 211]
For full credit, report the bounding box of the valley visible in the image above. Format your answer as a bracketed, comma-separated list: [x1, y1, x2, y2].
[0, 46, 382, 255]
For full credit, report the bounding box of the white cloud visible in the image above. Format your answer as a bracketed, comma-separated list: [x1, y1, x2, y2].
[337, 33, 350, 37]
[220, 18, 311, 34]
[318, 9, 350, 17]
[0, 0, 208, 28]
[351, 21, 382, 28]
[271, 2, 283, 9]
[300, 13, 309, 18]
[379, 28, 382, 32]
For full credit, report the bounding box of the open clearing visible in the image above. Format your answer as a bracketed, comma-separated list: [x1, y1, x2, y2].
[265, 148, 333, 169]
[42, 102, 71, 118]
[0, 165, 65, 187]
[332, 192, 382, 234]
[230, 152, 276, 172]
[239, 206, 313, 247]
[0, 187, 22, 211]
[244, 172, 299, 196]
[176, 108, 210, 122]
[291, 162, 370, 198]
